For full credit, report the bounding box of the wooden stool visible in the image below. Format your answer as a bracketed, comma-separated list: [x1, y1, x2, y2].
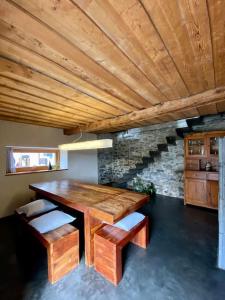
[16, 213, 79, 284]
[94, 216, 149, 285]
[42, 224, 79, 283]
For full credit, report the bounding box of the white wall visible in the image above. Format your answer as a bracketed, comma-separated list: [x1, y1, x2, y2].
[0, 120, 98, 218]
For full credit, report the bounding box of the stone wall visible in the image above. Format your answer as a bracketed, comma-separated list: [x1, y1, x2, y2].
[98, 113, 225, 199]
[98, 122, 184, 198]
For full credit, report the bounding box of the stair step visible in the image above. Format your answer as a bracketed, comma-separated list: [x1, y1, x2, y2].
[186, 116, 204, 127]
[166, 136, 177, 145]
[142, 156, 154, 164]
[109, 182, 128, 189]
[128, 169, 137, 175]
[149, 150, 160, 157]
[136, 163, 147, 169]
[176, 127, 192, 138]
[157, 144, 168, 152]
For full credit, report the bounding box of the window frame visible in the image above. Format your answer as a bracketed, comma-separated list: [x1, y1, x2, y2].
[7, 147, 61, 175]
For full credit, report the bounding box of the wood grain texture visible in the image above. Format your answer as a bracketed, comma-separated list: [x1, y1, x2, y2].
[29, 180, 149, 266]
[17, 212, 79, 284]
[94, 217, 149, 285]
[47, 228, 79, 284]
[0, 0, 148, 110]
[75, 0, 189, 100]
[0, 0, 223, 131]
[207, 0, 225, 86]
[11, 0, 163, 106]
[184, 131, 225, 209]
[141, 0, 215, 93]
[0, 58, 129, 115]
[64, 87, 225, 134]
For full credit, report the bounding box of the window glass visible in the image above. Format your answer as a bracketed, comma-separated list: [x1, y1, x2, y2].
[6, 147, 60, 174]
[13, 152, 56, 168]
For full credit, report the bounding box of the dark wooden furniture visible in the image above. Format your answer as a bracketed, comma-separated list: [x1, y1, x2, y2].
[184, 131, 225, 209]
[29, 180, 149, 267]
[17, 213, 79, 284]
[94, 216, 149, 285]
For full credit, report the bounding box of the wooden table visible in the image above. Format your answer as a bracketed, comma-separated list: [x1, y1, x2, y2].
[29, 179, 149, 266]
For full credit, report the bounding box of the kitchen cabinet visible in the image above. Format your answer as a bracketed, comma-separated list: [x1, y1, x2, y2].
[184, 131, 225, 209]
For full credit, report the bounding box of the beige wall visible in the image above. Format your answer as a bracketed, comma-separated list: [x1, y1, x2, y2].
[0, 120, 98, 218]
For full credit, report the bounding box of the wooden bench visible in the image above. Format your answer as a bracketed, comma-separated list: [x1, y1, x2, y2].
[16, 213, 79, 284]
[94, 216, 149, 285]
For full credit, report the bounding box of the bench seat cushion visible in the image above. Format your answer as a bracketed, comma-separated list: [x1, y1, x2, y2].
[16, 199, 57, 217]
[113, 212, 145, 231]
[28, 210, 76, 234]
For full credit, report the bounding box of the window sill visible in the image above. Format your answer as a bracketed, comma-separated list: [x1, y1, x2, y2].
[5, 168, 68, 176]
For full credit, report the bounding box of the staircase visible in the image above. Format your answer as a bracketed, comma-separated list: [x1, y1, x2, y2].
[176, 117, 204, 138]
[105, 136, 178, 189]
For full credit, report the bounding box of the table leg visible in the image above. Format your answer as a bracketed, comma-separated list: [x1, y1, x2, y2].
[84, 211, 103, 267]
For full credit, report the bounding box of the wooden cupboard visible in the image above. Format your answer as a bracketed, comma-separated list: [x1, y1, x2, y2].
[184, 131, 225, 209]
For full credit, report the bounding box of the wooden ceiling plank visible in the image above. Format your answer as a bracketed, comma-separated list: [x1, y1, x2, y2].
[0, 93, 87, 124]
[0, 75, 115, 119]
[207, 0, 225, 86]
[0, 58, 129, 115]
[197, 103, 218, 116]
[75, 0, 189, 100]
[0, 37, 145, 114]
[0, 98, 83, 126]
[141, 0, 215, 94]
[0, 0, 150, 111]
[0, 113, 71, 129]
[0, 108, 76, 128]
[64, 87, 225, 134]
[0, 108, 72, 128]
[0, 86, 98, 122]
[216, 101, 225, 114]
[12, 0, 165, 105]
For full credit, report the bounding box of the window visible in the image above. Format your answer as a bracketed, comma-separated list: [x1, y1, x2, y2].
[6, 147, 61, 174]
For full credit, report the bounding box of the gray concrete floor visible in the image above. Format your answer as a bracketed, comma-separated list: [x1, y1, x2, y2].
[1, 195, 225, 300]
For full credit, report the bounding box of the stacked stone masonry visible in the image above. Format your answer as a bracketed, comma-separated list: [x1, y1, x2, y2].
[98, 114, 225, 199]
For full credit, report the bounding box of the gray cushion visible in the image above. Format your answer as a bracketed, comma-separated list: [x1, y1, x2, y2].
[113, 212, 145, 231]
[16, 199, 57, 217]
[28, 210, 75, 234]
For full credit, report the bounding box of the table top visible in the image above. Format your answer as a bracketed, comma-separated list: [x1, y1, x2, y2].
[29, 180, 149, 223]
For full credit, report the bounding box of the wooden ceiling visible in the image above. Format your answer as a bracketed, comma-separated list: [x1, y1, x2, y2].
[0, 0, 225, 133]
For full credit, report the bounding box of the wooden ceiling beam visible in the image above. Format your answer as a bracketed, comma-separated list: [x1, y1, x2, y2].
[64, 87, 225, 134]
[216, 101, 225, 114]
[197, 103, 218, 116]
